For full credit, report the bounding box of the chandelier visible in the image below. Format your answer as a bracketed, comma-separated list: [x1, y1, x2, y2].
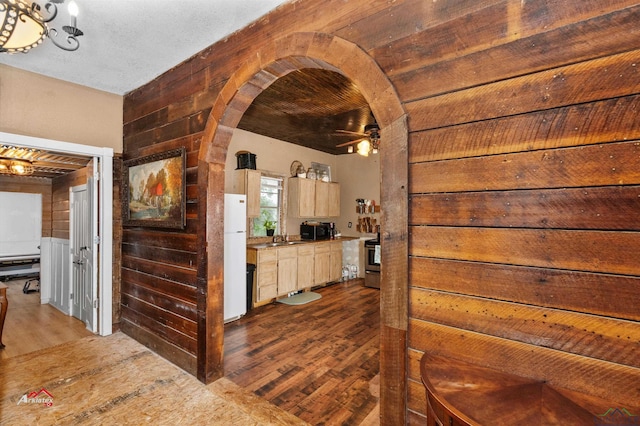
[0, 158, 34, 175]
[0, 0, 83, 53]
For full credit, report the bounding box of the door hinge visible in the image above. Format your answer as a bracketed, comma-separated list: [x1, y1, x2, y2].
[94, 171, 100, 181]
[70, 293, 73, 300]
[94, 236, 101, 245]
[93, 299, 99, 309]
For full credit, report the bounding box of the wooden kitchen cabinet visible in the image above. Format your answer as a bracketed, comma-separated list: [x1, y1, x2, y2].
[313, 243, 331, 285]
[288, 177, 316, 218]
[329, 241, 343, 282]
[288, 178, 340, 218]
[297, 244, 315, 290]
[234, 169, 261, 218]
[250, 248, 278, 302]
[314, 180, 329, 217]
[277, 246, 298, 295]
[250, 240, 348, 306]
[327, 182, 340, 217]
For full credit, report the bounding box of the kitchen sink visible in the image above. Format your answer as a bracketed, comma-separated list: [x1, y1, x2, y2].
[249, 240, 308, 249]
[268, 241, 304, 246]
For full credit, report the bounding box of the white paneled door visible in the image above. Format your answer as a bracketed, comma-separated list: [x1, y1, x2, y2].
[70, 181, 97, 332]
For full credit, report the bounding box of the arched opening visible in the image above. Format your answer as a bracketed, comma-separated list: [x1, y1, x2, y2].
[198, 32, 408, 423]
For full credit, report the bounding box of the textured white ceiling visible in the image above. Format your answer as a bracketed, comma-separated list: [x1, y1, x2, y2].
[0, 0, 290, 95]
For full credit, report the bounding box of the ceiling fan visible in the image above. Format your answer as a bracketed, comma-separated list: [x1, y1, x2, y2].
[334, 122, 380, 156]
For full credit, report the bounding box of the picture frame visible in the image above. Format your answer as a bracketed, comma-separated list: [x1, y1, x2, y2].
[122, 148, 186, 229]
[311, 162, 332, 182]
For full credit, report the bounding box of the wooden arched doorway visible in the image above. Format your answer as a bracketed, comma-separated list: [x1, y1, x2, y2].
[198, 32, 408, 424]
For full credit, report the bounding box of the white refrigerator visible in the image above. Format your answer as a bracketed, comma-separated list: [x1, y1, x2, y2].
[224, 194, 247, 322]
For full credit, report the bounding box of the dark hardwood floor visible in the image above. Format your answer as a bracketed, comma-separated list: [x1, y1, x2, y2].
[224, 279, 381, 426]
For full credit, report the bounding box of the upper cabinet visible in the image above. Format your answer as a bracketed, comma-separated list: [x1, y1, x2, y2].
[288, 177, 316, 218]
[233, 169, 261, 218]
[288, 178, 340, 218]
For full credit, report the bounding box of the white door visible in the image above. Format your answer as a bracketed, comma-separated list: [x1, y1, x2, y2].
[70, 181, 97, 332]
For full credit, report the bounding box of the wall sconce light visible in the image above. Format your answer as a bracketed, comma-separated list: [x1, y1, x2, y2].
[0, 0, 83, 53]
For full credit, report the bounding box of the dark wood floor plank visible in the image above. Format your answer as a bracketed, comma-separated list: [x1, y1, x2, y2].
[223, 279, 380, 426]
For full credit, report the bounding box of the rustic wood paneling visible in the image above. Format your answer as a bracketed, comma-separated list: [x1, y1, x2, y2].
[409, 94, 640, 163]
[412, 226, 640, 276]
[0, 175, 52, 238]
[51, 168, 88, 240]
[410, 257, 640, 322]
[403, 0, 640, 419]
[112, 156, 123, 328]
[407, 48, 640, 131]
[409, 321, 639, 406]
[411, 141, 640, 193]
[412, 288, 640, 367]
[393, 4, 640, 101]
[121, 0, 640, 422]
[410, 186, 640, 230]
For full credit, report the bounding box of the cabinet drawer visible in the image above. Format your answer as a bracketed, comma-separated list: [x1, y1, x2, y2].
[314, 243, 330, 254]
[258, 284, 277, 301]
[258, 249, 278, 262]
[258, 264, 277, 284]
[297, 245, 315, 256]
[277, 246, 297, 259]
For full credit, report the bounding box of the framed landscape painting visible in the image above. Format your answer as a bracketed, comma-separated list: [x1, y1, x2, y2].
[122, 148, 186, 229]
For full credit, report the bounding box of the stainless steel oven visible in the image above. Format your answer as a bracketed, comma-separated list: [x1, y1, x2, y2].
[364, 238, 380, 288]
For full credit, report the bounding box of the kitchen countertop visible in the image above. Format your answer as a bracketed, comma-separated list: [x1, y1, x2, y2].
[247, 236, 359, 250]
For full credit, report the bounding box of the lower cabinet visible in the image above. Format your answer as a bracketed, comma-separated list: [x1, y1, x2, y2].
[277, 246, 298, 295]
[250, 241, 346, 306]
[313, 243, 331, 285]
[329, 241, 343, 282]
[297, 245, 315, 290]
[253, 249, 277, 302]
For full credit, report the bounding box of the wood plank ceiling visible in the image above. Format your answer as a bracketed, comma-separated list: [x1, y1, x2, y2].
[0, 145, 91, 179]
[237, 68, 375, 155]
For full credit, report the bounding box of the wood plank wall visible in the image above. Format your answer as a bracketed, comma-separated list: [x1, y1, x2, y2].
[0, 175, 52, 238]
[399, 1, 640, 423]
[52, 168, 88, 240]
[112, 156, 123, 329]
[122, 0, 640, 423]
[118, 138, 200, 375]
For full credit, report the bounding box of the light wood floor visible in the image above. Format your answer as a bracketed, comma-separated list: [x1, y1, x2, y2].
[0, 278, 93, 361]
[0, 278, 381, 425]
[0, 332, 307, 425]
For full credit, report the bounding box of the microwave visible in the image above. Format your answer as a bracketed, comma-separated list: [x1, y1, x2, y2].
[300, 222, 332, 240]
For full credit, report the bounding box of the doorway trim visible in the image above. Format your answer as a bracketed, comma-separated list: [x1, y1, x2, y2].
[0, 131, 114, 337]
[197, 32, 408, 424]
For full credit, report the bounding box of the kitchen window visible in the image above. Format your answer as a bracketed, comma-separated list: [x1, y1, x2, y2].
[252, 174, 285, 236]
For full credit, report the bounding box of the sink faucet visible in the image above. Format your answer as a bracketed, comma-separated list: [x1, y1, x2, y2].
[272, 234, 288, 243]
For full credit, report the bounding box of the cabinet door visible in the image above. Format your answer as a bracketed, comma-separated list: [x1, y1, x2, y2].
[314, 181, 329, 217]
[313, 243, 331, 285]
[277, 247, 298, 295]
[235, 169, 262, 218]
[297, 245, 315, 290]
[256, 250, 277, 302]
[245, 169, 262, 218]
[329, 242, 343, 282]
[328, 182, 340, 217]
[288, 178, 316, 218]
